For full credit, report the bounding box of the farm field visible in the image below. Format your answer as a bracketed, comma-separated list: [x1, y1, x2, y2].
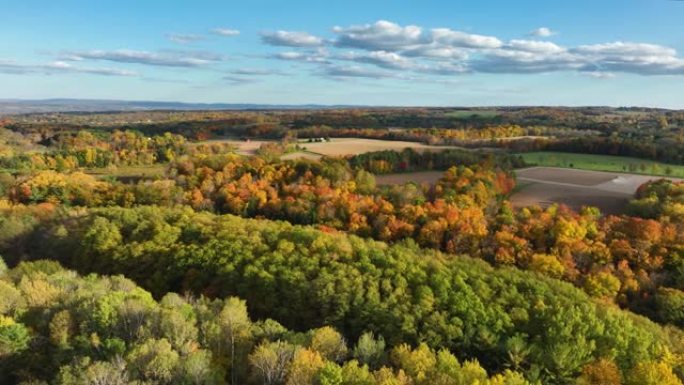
[190, 139, 272, 155]
[374, 167, 682, 214]
[191, 138, 459, 158]
[511, 167, 683, 214]
[280, 151, 323, 161]
[519, 151, 684, 178]
[298, 138, 458, 156]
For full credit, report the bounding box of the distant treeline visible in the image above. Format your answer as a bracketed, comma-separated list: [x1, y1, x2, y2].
[505, 137, 684, 165]
[347, 148, 526, 174]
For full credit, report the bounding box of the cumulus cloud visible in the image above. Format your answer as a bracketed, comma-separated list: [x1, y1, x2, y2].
[472, 49, 584, 73]
[273, 50, 330, 63]
[166, 33, 205, 44]
[61, 49, 224, 67]
[212, 28, 240, 36]
[402, 44, 469, 60]
[419, 62, 469, 75]
[507, 40, 566, 54]
[572, 42, 684, 75]
[44, 20, 684, 82]
[529, 27, 556, 37]
[573, 42, 677, 57]
[261, 31, 324, 47]
[333, 20, 425, 50]
[330, 20, 500, 57]
[431, 28, 502, 49]
[338, 50, 416, 70]
[0, 60, 138, 76]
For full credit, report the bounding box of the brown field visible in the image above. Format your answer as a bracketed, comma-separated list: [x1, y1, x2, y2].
[511, 182, 632, 214]
[515, 167, 616, 186]
[280, 152, 323, 161]
[374, 167, 683, 215]
[299, 138, 458, 156]
[512, 167, 683, 214]
[191, 138, 458, 158]
[191, 139, 273, 155]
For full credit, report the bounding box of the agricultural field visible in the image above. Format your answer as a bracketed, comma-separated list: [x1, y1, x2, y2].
[511, 167, 683, 214]
[519, 151, 684, 177]
[374, 166, 682, 214]
[280, 151, 323, 161]
[191, 138, 459, 158]
[190, 139, 271, 155]
[298, 137, 458, 156]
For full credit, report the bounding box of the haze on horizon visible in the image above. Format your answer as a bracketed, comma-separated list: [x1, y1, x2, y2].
[2, 0, 684, 108]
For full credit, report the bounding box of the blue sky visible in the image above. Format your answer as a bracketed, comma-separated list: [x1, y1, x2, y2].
[2, 0, 684, 107]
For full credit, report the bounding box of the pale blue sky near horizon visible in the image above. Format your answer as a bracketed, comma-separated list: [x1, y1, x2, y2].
[1, 0, 684, 107]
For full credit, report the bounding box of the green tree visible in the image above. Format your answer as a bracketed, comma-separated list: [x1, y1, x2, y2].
[126, 338, 180, 383]
[0, 316, 30, 357]
[317, 362, 343, 385]
[219, 297, 252, 385]
[353, 332, 386, 369]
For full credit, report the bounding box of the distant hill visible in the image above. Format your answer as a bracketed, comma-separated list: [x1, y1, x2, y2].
[0, 98, 357, 114]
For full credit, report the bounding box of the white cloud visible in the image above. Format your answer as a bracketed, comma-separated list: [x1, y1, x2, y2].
[419, 62, 469, 75]
[338, 50, 416, 70]
[323, 65, 395, 79]
[472, 49, 584, 73]
[573, 41, 677, 57]
[333, 20, 424, 50]
[167, 33, 205, 44]
[274, 50, 329, 63]
[529, 27, 556, 37]
[507, 40, 566, 54]
[0, 59, 138, 76]
[212, 28, 240, 36]
[61, 49, 224, 67]
[402, 44, 469, 60]
[573, 42, 684, 75]
[431, 28, 503, 49]
[261, 31, 324, 47]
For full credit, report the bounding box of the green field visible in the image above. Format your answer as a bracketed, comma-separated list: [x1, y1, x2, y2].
[518, 151, 684, 177]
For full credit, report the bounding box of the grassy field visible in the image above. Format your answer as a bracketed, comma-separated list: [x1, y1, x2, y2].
[518, 151, 684, 178]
